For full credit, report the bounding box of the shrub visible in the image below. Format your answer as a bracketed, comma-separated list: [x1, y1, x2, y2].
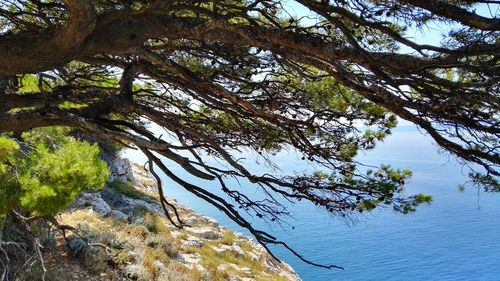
[202, 259, 228, 281]
[127, 224, 150, 238]
[107, 231, 128, 249]
[142, 247, 172, 277]
[18, 138, 109, 216]
[200, 271, 215, 281]
[75, 222, 102, 241]
[129, 208, 171, 235]
[67, 235, 87, 257]
[82, 246, 110, 273]
[108, 179, 155, 202]
[139, 212, 171, 234]
[145, 234, 179, 258]
[0, 133, 109, 217]
[123, 264, 153, 281]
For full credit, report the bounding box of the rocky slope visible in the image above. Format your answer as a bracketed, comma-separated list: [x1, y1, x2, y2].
[58, 158, 301, 281]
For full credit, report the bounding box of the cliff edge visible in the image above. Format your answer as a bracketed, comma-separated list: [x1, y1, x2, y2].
[50, 158, 301, 281]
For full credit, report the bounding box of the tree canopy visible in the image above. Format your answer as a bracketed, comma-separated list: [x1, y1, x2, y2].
[0, 0, 498, 268]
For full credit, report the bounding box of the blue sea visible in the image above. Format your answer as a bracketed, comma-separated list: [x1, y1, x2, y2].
[125, 125, 500, 281]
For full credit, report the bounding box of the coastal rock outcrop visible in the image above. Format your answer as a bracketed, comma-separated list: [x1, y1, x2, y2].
[62, 157, 301, 281]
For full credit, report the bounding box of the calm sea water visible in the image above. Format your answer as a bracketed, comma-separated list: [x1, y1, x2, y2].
[125, 126, 500, 281]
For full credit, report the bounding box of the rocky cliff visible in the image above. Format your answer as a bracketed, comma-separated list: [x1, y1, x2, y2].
[57, 158, 301, 281]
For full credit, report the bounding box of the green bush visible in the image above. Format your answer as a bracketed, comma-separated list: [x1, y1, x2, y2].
[0, 137, 22, 217]
[75, 222, 102, 241]
[0, 132, 109, 217]
[67, 235, 87, 257]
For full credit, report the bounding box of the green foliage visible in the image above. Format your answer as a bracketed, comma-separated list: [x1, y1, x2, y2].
[21, 127, 72, 146]
[18, 74, 41, 93]
[0, 136, 19, 164]
[18, 139, 109, 216]
[312, 165, 432, 215]
[0, 130, 109, 217]
[469, 172, 500, 192]
[398, 194, 433, 214]
[0, 137, 22, 217]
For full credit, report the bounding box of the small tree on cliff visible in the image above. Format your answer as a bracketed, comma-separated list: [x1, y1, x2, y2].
[0, 127, 109, 279]
[0, 0, 498, 269]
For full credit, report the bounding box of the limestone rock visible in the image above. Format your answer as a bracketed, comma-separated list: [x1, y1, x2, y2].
[181, 235, 204, 248]
[186, 227, 222, 240]
[108, 158, 135, 183]
[175, 253, 202, 270]
[185, 215, 219, 227]
[211, 245, 245, 257]
[130, 162, 158, 193]
[121, 197, 161, 214]
[110, 210, 128, 221]
[233, 231, 246, 240]
[73, 192, 111, 216]
[247, 252, 260, 262]
[218, 263, 253, 278]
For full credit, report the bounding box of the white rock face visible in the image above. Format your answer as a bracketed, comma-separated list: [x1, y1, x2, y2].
[180, 235, 204, 248]
[185, 215, 219, 227]
[175, 253, 205, 271]
[247, 252, 260, 262]
[186, 227, 222, 240]
[108, 158, 135, 183]
[233, 231, 246, 240]
[211, 244, 245, 257]
[218, 263, 253, 277]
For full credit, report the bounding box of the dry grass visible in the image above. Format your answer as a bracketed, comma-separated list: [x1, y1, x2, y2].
[108, 179, 157, 202]
[60, 209, 181, 279]
[220, 230, 236, 246]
